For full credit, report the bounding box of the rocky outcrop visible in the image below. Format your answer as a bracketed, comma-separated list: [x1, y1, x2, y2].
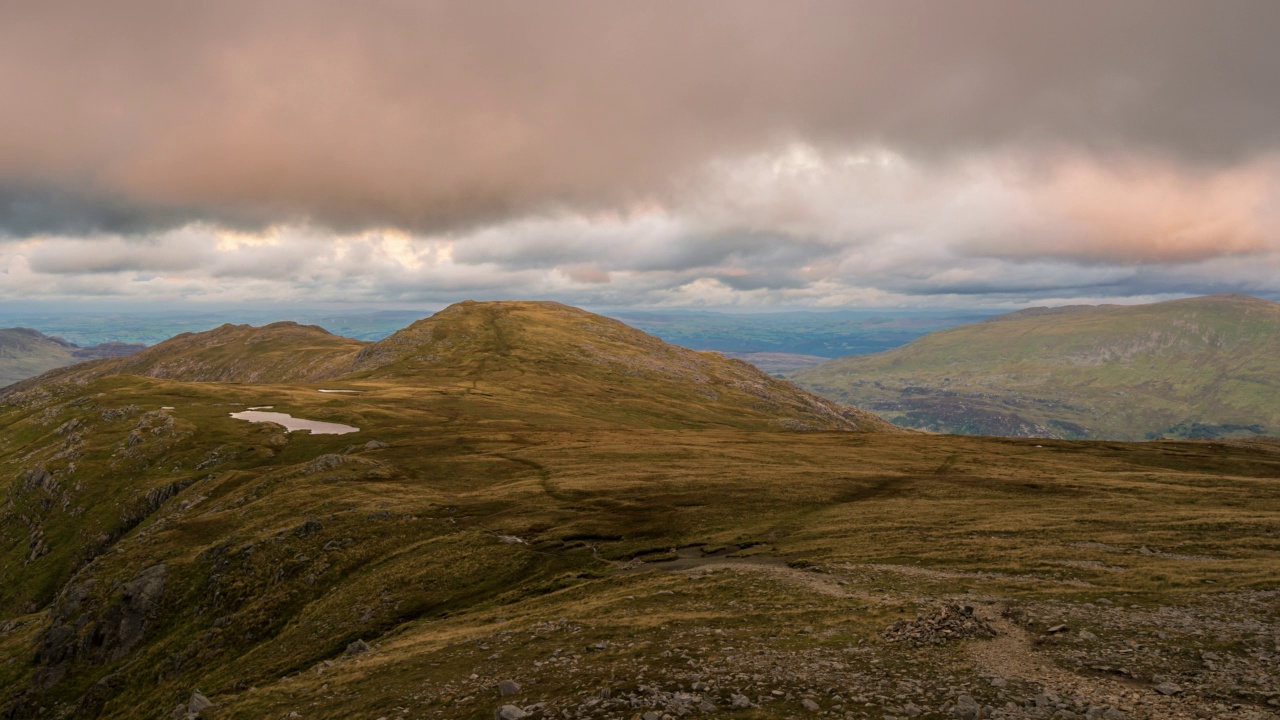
[36, 564, 168, 687]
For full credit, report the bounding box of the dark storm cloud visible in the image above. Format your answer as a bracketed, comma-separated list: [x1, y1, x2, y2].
[0, 184, 200, 239]
[2, 0, 1279, 236]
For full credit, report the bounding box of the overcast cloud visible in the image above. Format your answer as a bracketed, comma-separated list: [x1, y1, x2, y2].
[2, 1, 1280, 307]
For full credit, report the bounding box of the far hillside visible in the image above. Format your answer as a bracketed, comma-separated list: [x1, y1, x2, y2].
[791, 294, 1280, 440]
[0, 328, 144, 388]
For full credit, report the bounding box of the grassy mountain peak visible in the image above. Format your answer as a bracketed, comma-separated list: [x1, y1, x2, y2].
[346, 300, 893, 431]
[792, 293, 1280, 440]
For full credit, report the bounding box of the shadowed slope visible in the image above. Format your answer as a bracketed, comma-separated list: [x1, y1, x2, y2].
[0, 329, 79, 389]
[792, 294, 1280, 440]
[0, 330, 145, 389]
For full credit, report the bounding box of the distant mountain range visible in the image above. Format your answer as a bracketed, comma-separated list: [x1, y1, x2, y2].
[791, 294, 1280, 440]
[0, 328, 144, 388]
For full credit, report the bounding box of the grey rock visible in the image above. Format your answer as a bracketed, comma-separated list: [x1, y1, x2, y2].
[802, 697, 821, 712]
[188, 690, 212, 714]
[730, 693, 752, 708]
[953, 694, 981, 720]
[110, 564, 168, 660]
[363, 440, 389, 450]
[642, 713, 661, 720]
[1154, 682, 1181, 696]
[37, 563, 168, 687]
[498, 679, 521, 697]
[495, 705, 527, 720]
[344, 639, 371, 657]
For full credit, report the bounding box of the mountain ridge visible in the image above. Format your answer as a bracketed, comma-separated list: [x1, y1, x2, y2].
[5, 301, 893, 433]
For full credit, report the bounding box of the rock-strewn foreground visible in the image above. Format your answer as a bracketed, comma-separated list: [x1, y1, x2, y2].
[1, 301, 1277, 719]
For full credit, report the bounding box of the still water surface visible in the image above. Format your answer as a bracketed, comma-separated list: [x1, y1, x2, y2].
[229, 410, 359, 435]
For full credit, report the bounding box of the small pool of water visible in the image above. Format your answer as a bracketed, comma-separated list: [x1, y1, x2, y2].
[229, 410, 359, 435]
[318, 389, 362, 394]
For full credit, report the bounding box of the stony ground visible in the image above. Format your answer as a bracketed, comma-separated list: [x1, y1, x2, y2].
[244, 557, 1279, 720]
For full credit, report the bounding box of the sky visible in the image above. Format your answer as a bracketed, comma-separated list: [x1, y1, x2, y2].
[2, 0, 1280, 310]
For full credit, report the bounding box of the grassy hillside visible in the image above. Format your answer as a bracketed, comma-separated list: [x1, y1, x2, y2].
[792, 294, 1280, 440]
[0, 301, 1277, 720]
[344, 301, 890, 432]
[0, 329, 145, 389]
[15, 322, 368, 389]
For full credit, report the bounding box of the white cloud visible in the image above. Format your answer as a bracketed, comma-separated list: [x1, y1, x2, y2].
[4, 145, 1280, 308]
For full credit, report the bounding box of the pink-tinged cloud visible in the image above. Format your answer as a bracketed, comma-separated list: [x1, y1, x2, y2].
[975, 157, 1280, 264]
[3, 1, 1280, 236]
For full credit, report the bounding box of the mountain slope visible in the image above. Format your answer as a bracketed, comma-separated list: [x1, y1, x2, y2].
[344, 300, 892, 431]
[0, 329, 145, 389]
[0, 301, 1278, 720]
[792, 294, 1280, 440]
[9, 322, 368, 389]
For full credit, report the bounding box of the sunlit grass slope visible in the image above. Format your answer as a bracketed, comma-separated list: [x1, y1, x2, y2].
[793, 294, 1280, 440]
[15, 322, 368, 388]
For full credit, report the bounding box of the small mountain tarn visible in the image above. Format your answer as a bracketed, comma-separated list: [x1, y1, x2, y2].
[228, 410, 359, 435]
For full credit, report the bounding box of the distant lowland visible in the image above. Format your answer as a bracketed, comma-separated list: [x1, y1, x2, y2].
[791, 294, 1280, 441]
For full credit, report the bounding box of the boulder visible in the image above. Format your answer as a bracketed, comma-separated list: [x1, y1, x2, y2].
[188, 690, 212, 715]
[498, 679, 521, 696]
[953, 694, 982, 720]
